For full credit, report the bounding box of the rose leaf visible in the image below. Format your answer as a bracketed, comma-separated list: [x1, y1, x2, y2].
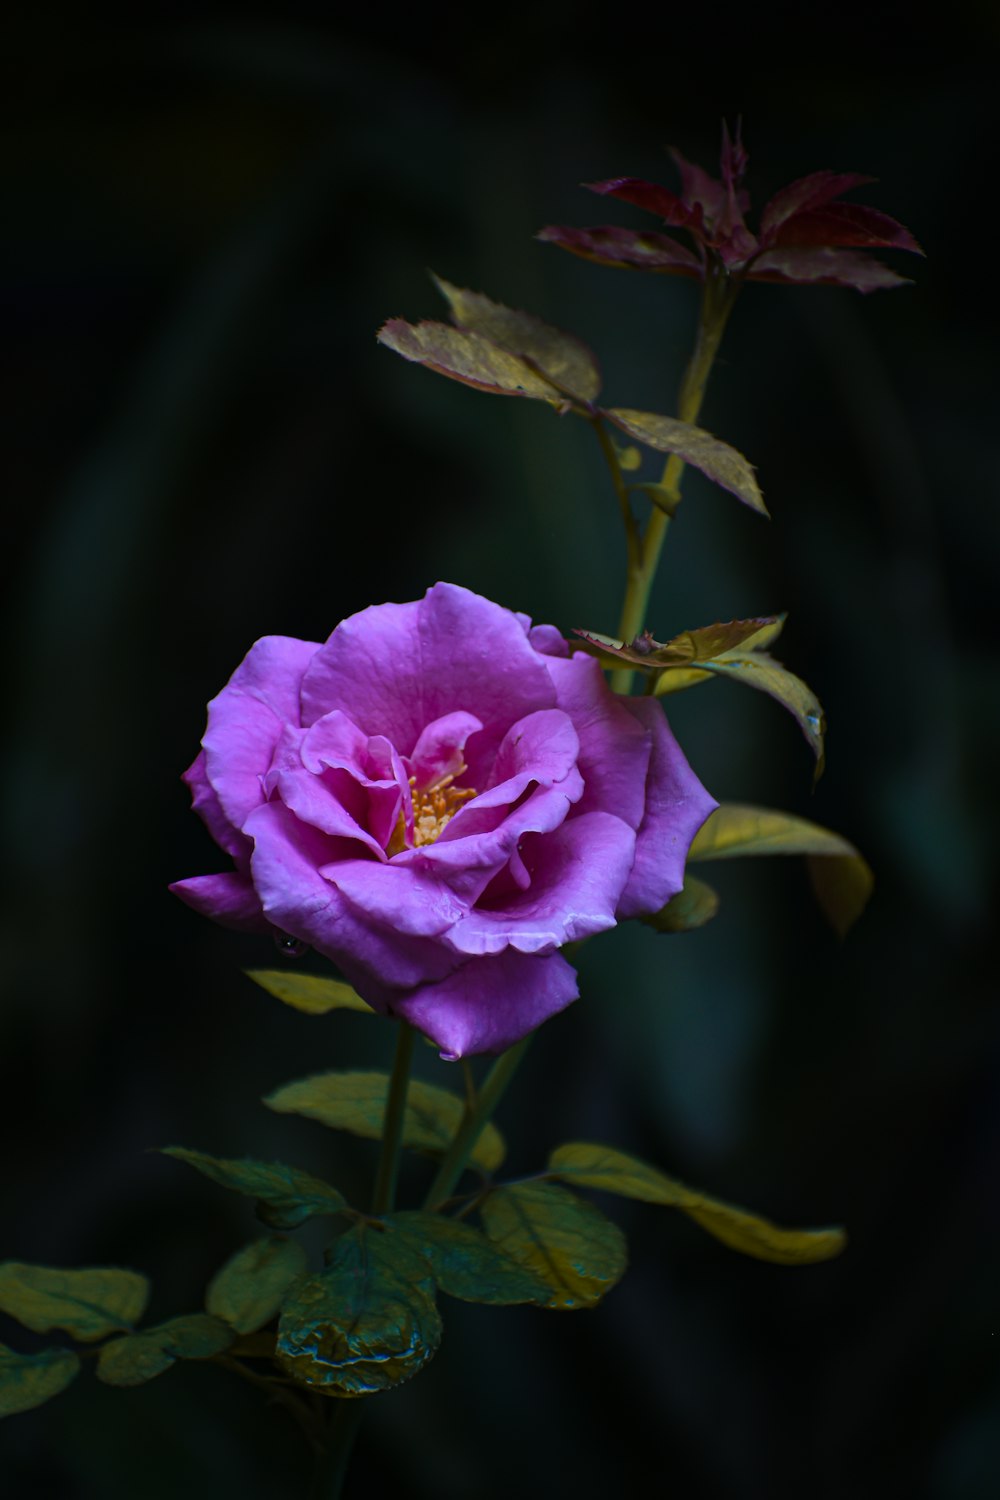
[264, 1072, 505, 1174]
[677, 650, 827, 774]
[688, 803, 873, 936]
[244, 968, 373, 1016]
[205, 1238, 309, 1335]
[0, 1264, 150, 1343]
[548, 1144, 846, 1265]
[478, 1181, 627, 1311]
[276, 1225, 441, 1396]
[160, 1147, 348, 1230]
[377, 319, 563, 401]
[575, 615, 782, 671]
[386, 1212, 550, 1306]
[0, 1344, 81, 1418]
[604, 408, 767, 515]
[432, 274, 601, 404]
[96, 1315, 234, 1388]
[640, 875, 720, 933]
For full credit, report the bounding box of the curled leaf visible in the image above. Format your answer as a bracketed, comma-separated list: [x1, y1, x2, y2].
[277, 1225, 441, 1397]
[432, 275, 601, 403]
[161, 1148, 347, 1229]
[575, 616, 781, 670]
[548, 1144, 845, 1265]
[206, 1239, 308, 1334]
[640, 875, 720, 933]
[479, 1181, 627, 1311]
[0, 1343, 80, 1418]
[264, 1072, 505, 1173]
[245, 969, 372, 1015]
[0, 1264, 149, 1342]
[680, 650, 826, 773]
[604, 408, 766, 515]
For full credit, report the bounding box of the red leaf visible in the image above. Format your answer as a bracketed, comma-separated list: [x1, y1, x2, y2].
[760, 171, 875, 238]
[748, 246, 912, 292]
[766, 203, 923, 254]
[584, 176, 702, 232]
[537, 224, 702, 277]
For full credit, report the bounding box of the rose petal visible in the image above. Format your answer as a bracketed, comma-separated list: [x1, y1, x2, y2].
[244, 803, 456, 992]
[169, 872, 267, 932]
[392, 948, 580, 1059]
[322, 859, 466, 938]
[202, 635, 319, 833]
[299, 584, 555, 779]
[542, 652, 651, 829]
[446, 812, 636, 956]
[182, 751, 250, 866]
[615, 697, 718, 919]
[408, 710, 484, 787]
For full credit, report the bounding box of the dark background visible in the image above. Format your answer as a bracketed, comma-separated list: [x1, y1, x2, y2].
[3, 6, 998, 1497]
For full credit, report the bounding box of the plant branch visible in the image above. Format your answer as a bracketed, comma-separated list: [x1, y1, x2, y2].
[371, 1020, 415, 1215]
[422, 1035, 533, 1210]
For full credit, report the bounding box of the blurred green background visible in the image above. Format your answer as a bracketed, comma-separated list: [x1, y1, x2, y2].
[3, 6, 998, 1497]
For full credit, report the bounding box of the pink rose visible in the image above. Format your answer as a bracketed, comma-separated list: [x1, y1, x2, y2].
[171, 584, 715, 1058]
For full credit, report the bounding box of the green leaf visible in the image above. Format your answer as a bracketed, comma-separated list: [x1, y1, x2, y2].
[640, 875, 720, 933]
[548, 1143, 846, 1266]
[0, 1264, 149, 1342]
[265, 1072, 505, 1174]
[479, 1181, 627, 1310]
[377, 319, 562, 402]
[0, 1343, 81, 1418]
[161, 1148, 348, 1230]
[388, 1211, 550, 1306]
[688, 803, 873, 936]
[206, 1238, 308, 1334]
[604, 408, 767, 515]
[277, 1224, 441, 1397]
[575, 616, 780, 670]
[671, 650, 826, 773]
[432, 275, 601, 404]
[96, 1314, 233, 1388]
[245, 968, 373, 1016]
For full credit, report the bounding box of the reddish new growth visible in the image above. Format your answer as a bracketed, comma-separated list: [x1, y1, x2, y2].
[539, 123, 922, 294]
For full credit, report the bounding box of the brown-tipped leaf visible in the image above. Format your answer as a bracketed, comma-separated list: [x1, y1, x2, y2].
[377, 319, 561, 401]
[548, 1144, 845, 1266]
[479, 1181, 627, 1311]
[604, 408, 766, 515]
[432, 275, 601, 403]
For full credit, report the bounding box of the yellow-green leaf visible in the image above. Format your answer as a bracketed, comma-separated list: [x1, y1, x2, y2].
[432, 275, 601, 404]
[479, 1181, 627, 1311]
[0, 1264, 149, 1342]
[548, 1143, 845, 1266]
[265, 1071, 505, 1173]
[575, 617, 780, 670]
[605, 407, 767, 515]
[245, 969, 373, 1016]
[276, 1225, 441, 1397]
[388, 1212, 550, 1306]
[688, 803, 873, 935]
[675, 650, 826, 773]
[377, 319, 561, 401]
[161, 1148, 347, 1229]
[0, 1343, 80, 1418]
[96, 1314, 233, 1388]
[641, 875, 720, 933]
[206, 1239, 308, 1335]
[652, 617, 787, 694]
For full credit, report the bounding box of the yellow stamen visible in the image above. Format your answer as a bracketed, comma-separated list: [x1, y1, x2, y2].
[387, 769, 477, 856]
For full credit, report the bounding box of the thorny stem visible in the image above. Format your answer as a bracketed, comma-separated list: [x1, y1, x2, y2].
[422, 1036, 534, 1210]
[610, 261, 741, 694]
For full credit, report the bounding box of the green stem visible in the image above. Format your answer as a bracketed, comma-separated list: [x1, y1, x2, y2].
[422, 1036, 533, 1210]
[610, 263, 740, 694]
[312, 1400, 365, 1500]
[592, 415, 641, 575]
[371, 1020, 415, 1215]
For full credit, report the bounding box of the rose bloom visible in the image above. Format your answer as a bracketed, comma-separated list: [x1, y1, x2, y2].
[171, 584, 716, 1058]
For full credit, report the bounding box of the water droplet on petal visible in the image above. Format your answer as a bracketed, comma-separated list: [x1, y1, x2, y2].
[274, 932, 309, 958]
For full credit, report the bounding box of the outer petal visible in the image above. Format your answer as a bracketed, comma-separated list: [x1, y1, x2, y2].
[542, 652, 651, 829]
[244, 803, 456, 993]
[169, 872, 267, 932]
[615, 698, 718, 919]
[182, 751, 250, 866]
[203, 635, 319, 833]
[446, 811, 636, 956]
[299, 584, 556, 779]
[392, 949, 580, 1059]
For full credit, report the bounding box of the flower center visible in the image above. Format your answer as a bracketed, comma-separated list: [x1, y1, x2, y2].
[388, 770, 477, 855]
